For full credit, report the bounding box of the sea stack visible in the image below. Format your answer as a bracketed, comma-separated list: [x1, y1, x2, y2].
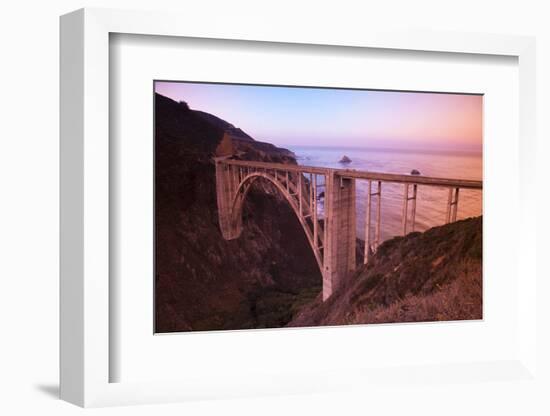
[339, 155, 352, 164]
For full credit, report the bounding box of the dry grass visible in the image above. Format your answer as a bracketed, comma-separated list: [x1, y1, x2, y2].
[350, 260, 482, 324]
[288, 217, 483, 328]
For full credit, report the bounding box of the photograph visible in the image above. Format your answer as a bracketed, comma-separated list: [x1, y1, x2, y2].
[154, 81, 483, 333]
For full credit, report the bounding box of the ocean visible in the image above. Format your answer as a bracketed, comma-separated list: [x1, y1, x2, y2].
[288, 145, 483, 243]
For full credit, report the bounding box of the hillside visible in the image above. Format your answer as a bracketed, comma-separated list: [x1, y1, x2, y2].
[154, 93, 321, 332]
[289, 216, 483, 327]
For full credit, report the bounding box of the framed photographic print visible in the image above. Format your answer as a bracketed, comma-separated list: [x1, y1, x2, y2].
[153, 80, 483, 333]
[60, 7, 539, 408]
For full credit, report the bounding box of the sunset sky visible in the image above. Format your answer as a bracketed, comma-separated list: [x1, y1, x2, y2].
[155, 81, 483, 152]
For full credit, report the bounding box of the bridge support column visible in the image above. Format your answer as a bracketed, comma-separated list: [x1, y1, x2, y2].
[322, 173, 357, 300]
[215, 159, 243, 239]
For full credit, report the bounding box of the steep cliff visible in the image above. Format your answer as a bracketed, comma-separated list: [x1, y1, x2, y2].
[154, 93, 320, 332]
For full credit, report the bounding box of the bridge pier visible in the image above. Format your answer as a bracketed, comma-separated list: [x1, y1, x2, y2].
[322, 173, 357, 300]
[215, 160, 243, 239]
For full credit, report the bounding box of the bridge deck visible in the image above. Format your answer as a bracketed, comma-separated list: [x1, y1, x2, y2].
[221, 159, 482, 189]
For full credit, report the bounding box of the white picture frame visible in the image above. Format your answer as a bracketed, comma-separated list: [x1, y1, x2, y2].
[60, 7, 538, 408]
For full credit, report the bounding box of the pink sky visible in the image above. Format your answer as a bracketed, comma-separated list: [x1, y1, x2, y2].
[155, 81, 483, 152]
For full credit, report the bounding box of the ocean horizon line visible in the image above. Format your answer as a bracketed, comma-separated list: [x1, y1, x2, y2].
[275, 143, 483, 157]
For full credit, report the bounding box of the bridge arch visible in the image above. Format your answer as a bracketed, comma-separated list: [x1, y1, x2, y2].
[215, 159, 358, 300]
[231, 172, 323, 271]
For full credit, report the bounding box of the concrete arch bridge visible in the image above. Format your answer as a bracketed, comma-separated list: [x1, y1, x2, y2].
[215, 158, 482, 301]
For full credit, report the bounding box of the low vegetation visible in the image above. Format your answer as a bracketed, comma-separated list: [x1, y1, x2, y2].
[289, 216, 483, 327]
